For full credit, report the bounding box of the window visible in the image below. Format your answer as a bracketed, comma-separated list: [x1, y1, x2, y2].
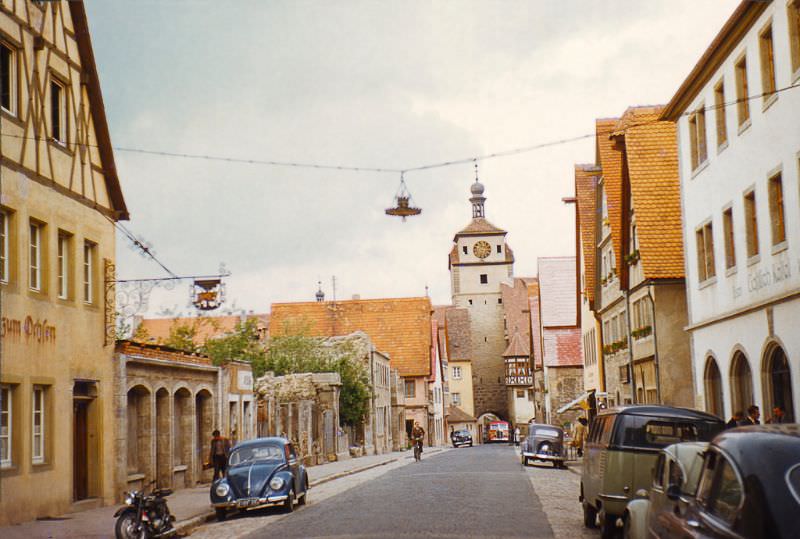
[462, 245, 467, 255]
[50, 79, 66, 143]
[688, 106, 707, 170]
[452, 366, 462, 380]
[57, 233, 69, 299]
[479, 274, 488, 284]
[516, 389, 525, 399]
[32, 386, 45, 464]
[496, 245, 501, 254]
[714, 80, 727, 147]
[0, 41, 16, 115]
[29, 221, 41, 291]
[0, 385, 11, 468]
[0, 210, 8, 283]
[735, 56, 750, 126]
[759, 23, 776, 100]
[768, 173, 786, 246]
[723, 208, 736, 269]
[83, 241, 95, 303]
[789, 0, 800, 74]
[653, 454, 666, 488]
[700, 453, 743, 524]
[404, 380, 415, 399]
[695, 221, 716, 281]
[452, 392, 461, 406]
[744, 190, 759, 258]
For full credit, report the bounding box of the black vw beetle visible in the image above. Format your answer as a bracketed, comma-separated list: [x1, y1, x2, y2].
[521, 424, 567, 469]
[210, 437, 309, 521]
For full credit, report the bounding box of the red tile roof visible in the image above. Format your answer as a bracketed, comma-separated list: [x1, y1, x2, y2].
[543, 327, 583, 368]
[596, 119, 624, 270]
[575, 164, 600, 305]
[270, 297, 432, 377]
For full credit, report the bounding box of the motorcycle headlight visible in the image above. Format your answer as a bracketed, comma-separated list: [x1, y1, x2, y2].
[124, 493, 134, 505]
[215, 483, 230, 497]
[269, 476, 285, 491]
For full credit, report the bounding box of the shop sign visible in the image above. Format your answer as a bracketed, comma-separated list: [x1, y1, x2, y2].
[1, 316, 56, 343]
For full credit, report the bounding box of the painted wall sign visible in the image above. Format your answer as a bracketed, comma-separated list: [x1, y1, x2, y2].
[1, 316, 56, 343]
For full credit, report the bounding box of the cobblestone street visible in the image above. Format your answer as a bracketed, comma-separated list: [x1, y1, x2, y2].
[521, 459, 596, 539]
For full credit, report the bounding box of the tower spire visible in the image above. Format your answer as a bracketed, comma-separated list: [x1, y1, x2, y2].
[470, 160, 486, 218]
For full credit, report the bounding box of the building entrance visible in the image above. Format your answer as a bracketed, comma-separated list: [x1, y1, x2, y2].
[73, 399, 89, 501]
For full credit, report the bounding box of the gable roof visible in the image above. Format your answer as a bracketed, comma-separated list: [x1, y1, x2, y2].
[595, 118, 623, 268]
[69, 2, 128, 220]
[137, 314, 270, 345]
[575, 164, 600, 306]
[618, 106, 685, 279]
[661, 1, 768, 121]
[538, 257, 578, 328]
[446, 405, 477, 423]
[270, 297, 432, 377]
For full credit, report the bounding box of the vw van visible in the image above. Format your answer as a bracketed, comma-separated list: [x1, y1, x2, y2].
[579, 405, 723, 538]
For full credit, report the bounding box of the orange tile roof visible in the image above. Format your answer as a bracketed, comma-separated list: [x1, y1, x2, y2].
[270, 297, 432, 377]
[595, 118, 624, 270]
[137, 314, 269, 345]
[617, 106, 684, 279]
[454, 217, 507, 239]
[575, 164, 600, 305]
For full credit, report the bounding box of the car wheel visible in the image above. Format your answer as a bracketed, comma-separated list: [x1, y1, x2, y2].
[215, 508, 227, 522]
[599, 510, 617, 539]
[298, 478, 308, 506]
[284, 489, 295, 513]
[582, 501, 597, 529]
[469, 442, 473, 447]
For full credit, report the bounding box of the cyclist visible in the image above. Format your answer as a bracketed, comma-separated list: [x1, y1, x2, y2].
[411, 422, 425, 461]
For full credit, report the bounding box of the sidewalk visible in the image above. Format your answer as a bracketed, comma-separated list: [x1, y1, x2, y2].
[0, 447, 441, 539]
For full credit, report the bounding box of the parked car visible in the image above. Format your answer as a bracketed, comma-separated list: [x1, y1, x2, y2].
[450, 429, 473, 447]
[580, 405, 724, 539]
[210, 437, 309, 521]
[622, 441, 708, 539]
[657, 424, 800, 538]
[521, 424, 566, 468]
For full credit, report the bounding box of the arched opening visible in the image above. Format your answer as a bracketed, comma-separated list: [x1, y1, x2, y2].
[763, 345, 794, 423]
[195, 389, 214, 483]
[127, 386, 152, 480]
[729, 352, 753, 416]
[704, 357, 724, 418]
[173, 388, 192, 487]
[155, 388, 171, 488]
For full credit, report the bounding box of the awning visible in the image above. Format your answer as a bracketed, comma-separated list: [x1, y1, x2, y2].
[557, 390, 594, 414]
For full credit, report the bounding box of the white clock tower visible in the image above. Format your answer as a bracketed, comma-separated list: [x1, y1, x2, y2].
[448, 179, 514, 420]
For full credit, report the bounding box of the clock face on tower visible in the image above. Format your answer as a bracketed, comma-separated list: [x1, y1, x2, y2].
[473, 240, 492, 259]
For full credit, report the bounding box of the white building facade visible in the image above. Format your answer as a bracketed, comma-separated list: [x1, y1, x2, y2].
[662, 1, 800, 422]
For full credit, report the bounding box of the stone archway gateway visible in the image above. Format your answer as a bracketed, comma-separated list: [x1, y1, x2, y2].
[729, 351, 753, 415]
[703, 357, 724, 419]
[763, 344, 794, 423]
[127, 385, 152, 480]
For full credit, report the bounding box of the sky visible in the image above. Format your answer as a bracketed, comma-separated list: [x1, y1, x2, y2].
[84, 0, 740, 318]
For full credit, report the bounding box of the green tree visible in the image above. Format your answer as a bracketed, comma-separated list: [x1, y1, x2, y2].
[264, 327, 372, 427]
[163, 320, 202, 353]
[203, 318, 266, 370]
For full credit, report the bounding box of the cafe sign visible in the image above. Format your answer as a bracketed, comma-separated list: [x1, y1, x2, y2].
[1, 316, 56, 343]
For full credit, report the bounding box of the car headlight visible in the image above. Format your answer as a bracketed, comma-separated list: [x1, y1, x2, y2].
[215, 483, 230, 497]
[269, 477, 285, 491]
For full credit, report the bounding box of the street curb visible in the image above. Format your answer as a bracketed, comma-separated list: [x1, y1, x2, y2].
[174, 452, 424, 535]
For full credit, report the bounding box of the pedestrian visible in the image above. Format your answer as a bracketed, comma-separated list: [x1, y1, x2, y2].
[513, 426, 521, 446]
[767, 406, 785, 424]
[571, 417, 588, 457]
[726, 410, 744, 429]
[742, 405, 760, 426]
[208, 429, 231, 480]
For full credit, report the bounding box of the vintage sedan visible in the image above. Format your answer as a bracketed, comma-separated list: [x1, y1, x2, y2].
[450, 429, 473, 448]
[657, 424, 800, 539]
[622, 441, 708, 539]
[210, 437, 309, 521]
[521, 424, 566, 468]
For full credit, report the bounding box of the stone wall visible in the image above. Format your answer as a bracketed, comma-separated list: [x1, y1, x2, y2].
[548, 366, 585, 428]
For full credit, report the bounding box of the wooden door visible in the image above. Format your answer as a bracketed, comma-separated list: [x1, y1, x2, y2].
[73, 400, 89, 500]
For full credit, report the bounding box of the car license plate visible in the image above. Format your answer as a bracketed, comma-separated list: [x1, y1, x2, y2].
[237, 498, 258, 508]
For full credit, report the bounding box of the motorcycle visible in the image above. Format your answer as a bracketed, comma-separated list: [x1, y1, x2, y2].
[114, 480, 176, 539]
